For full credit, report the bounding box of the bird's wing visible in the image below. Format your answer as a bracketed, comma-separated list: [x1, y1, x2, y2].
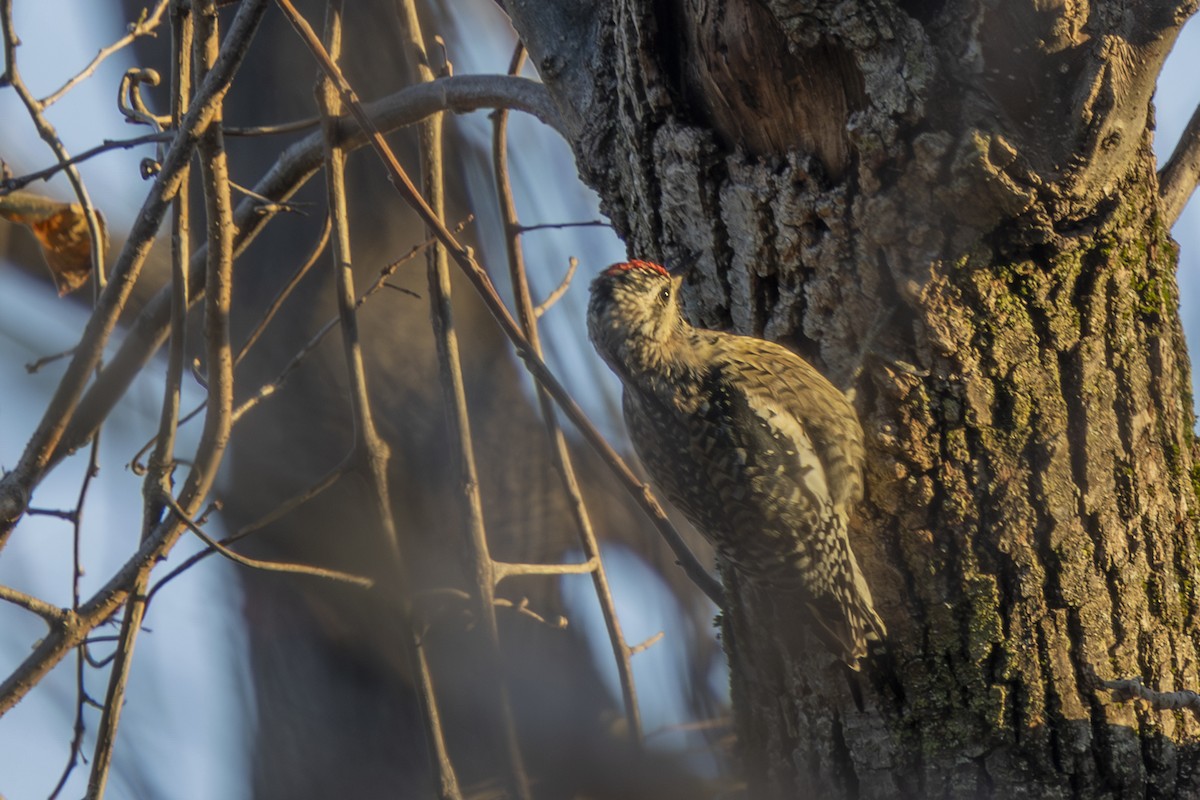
[678, 360, 840, 584]
[689, 363, 884, 659]
[717, 337, 866, 515]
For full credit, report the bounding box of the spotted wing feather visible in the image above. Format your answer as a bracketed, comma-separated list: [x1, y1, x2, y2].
[623, 336, 884, 662]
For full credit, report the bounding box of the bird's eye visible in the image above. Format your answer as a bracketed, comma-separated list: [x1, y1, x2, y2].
[659, 286, 671, 303]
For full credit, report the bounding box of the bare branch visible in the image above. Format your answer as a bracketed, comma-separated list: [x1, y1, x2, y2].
[0, 584, 66, 623]
[164, 495, 372, 588]
[83, 576, 148, 800]
[274, 3, 725, 608]
[145, 454, 350, 607]
[0, 0, 270, 544]
[391, 0, 516, 794]
[533, 255, 576, 319]
[1159, 100, 1200, 226]
[142, 0, 195, 560]
[38, 0, 170, 108]
[492, 557, 599, 583]
[317, 0, 401, 567]
[0, 0, 108, 304]
[493, 42, 645, 743]
[87, 4, 236, 793]
[46, 75, 556, 476]
[1106, 677, 1200, 717]
[2, 74, 557, 196]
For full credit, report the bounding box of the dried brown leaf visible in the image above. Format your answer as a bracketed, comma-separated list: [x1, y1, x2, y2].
[0, 190, 107, 295]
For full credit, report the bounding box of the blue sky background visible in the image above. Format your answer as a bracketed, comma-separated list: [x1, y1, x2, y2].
[0, 3, 1197, 798]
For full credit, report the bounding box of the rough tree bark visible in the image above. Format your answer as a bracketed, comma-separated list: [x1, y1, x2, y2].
[508, 0, 1200, 797]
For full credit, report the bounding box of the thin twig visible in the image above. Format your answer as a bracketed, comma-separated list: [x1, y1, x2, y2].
[25, 346, 77, 375]
[87, 5, 235, 795]
[629, 631, 665, 656]
[0, 0, 108, 304]
[130, 214, 330, 475]
[420, 588, 570, 629]
[47, 76, 546, 478]
[25, 506, 77, 521]
[163, 494, 372, 587]
[492, 558, 599, 582]
[0, 0, 271, 544]
[38, 0, 170, 108]
[47, 647, 90, 800]
[273, 6, 724, 606]
[496, 597, 569, 628]
[56, 419, 106, 793]
[533, 256, 576, 319]
[1, 132, 171, 195]
[228, 227, 436, 425]
[516, 220, 611, 233]
[224, 117, 320, 136]
[229, 178, 302, 211]
[235, 214, 331, 364]
[144, 454, 350, 607]
[493, 41, 645, 744]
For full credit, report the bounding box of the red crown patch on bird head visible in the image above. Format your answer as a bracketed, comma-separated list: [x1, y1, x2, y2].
[601, 260, 670, 279]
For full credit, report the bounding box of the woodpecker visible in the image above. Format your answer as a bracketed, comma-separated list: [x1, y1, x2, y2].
[587, 260, 886, 667]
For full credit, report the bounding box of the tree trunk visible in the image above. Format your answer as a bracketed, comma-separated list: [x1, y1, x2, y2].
[508, 0, 1200, 795]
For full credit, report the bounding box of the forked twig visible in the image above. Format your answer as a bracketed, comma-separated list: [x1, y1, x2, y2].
[0, 0, 109, 304]
[0, 0, 271, 544]
[493, 42, 645, 744]
[273, 0, 724, 608]
[392, 0, 517, 795]
[39, 0, 171, 108]
[85, 3, 248, 795]
[164, 495, 372, 587]
[42, 75, 555, 480]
